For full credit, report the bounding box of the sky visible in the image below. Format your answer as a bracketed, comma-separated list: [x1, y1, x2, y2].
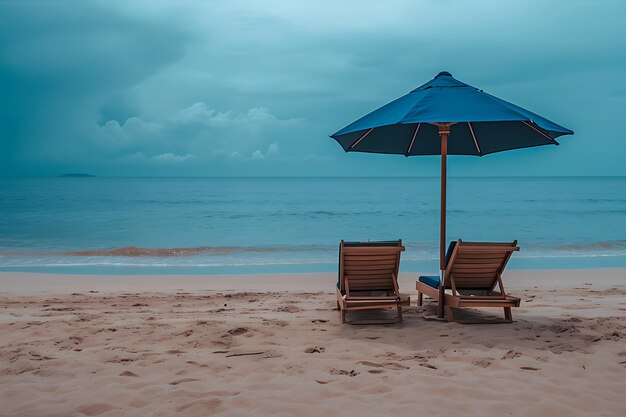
[0, 0, 625, 177]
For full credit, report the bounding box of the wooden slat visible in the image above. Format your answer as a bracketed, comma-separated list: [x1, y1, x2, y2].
[345, 271, 391, 279]
[345, 299, 398, 303]
[345, 296, 396, 300]
[349, 286, 393, 290]
[350, 273, 394, 278]
[344, 255, 398, 263]
[451, 262, 502, 269]
[348, 277, 392, 282]
[454, 282, 495, 287]
[453, 272, 497, 277]
[343, 265, 396, 276]
[344, 259, 397, 266]
[349, 286, 393, 291]
[454, 280, 495, 285]
[349, 283, 393, 288]
[454, 258, 506, 265]
[458, 295, 506, 300]
[457, 300, 519, 307]
[455, 252, 508, 260]
[342, 247, 404, 255]
[451, 268, 498, 276]
[458, 246, 518, 252]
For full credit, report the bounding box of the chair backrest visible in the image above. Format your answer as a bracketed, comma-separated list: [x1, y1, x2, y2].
[338, 240, 404, 294]
[444, 240, 519, 291]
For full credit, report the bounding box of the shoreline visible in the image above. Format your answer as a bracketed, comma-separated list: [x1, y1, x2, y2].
[1, 268, 625, 294]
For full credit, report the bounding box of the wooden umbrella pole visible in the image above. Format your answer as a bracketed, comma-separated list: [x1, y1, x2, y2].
[439, 124, 450, 271]
[438, 123, 450, 319]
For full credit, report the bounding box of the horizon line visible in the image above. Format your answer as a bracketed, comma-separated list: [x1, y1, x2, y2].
[2, 175, 626, 179]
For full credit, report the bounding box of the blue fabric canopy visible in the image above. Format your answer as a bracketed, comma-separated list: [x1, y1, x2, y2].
[331, 71, 573, 156]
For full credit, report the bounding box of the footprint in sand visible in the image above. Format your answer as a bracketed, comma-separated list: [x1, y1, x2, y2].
[176, 399, 222, 414]
[276, 305, 302, 313]
[473, 359, 493, 368]
[77, 404, 116, 416]
[305, 346, 325, 353]
[502, 350, 522, 359]
[119, 371, 139, 377]
[227, 327, 248, 336]
[329, 368, 359, 377]
[169, 378, 200, 385]
[358, 361, 409, 370]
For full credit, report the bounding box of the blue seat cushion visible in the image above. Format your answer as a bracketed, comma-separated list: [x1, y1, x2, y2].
[418, 275, 440, 289]
[445, 240, 456, 267]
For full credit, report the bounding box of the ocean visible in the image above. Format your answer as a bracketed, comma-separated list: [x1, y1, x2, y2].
[0, 177, 625, 274]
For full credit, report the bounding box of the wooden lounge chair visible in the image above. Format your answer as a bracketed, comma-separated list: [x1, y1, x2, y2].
[416, 240, 521, 323]
[336, 240, 410, 324]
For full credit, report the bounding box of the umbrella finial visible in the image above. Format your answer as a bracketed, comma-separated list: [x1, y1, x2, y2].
[436, 71, 452, 78]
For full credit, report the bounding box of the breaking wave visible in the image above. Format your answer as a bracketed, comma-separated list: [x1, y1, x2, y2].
[65, 244, 335, 257]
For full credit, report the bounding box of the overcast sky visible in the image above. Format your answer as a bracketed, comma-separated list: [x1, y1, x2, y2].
[1, 0, 625, 177]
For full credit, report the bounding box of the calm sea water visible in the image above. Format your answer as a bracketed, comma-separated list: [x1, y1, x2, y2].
[0, 177, 625, 274]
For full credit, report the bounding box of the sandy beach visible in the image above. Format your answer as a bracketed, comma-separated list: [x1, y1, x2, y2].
[1, 269, 625, 416]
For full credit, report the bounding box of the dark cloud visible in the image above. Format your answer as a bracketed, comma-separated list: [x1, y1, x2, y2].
[0, 1, 186, 175]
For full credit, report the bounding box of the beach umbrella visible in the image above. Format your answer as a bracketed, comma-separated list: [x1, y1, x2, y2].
[330, 71, 573, 312]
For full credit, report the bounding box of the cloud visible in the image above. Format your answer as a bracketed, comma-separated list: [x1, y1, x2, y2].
[250, 143, 283, 160]
[92, 104, 298, 168]
[152, 153, 195, 163]
[95, 117, 162, 151]
[119, 151, 195, 164]
[174, 102, 302, 128]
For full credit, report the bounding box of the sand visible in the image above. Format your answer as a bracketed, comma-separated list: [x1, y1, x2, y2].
[1, 269, 625, 416]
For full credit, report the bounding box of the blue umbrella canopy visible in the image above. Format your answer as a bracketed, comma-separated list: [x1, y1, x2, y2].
[329, 72, 573, 316]
[331, 71, 573, 156]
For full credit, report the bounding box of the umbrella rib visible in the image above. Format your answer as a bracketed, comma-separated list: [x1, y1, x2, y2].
[349, 128, 373, 149]
[467, 122, 481, 155]
[406, 123, 421, 155]
[521, 121, 560, 145]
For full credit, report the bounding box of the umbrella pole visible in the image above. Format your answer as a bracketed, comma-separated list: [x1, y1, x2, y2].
[438, 124, 450, 318]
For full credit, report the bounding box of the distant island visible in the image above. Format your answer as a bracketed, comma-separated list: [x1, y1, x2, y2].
[59, 173, 96, 178]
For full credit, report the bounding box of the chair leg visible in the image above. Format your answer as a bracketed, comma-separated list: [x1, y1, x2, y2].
[437, 287, 445, 318]
[445, 306, 454, 322]
[417, 292, 423, 306]
[397, 305, 403, 323]
[504, 307, 512, 321]
[340, 308, 347, 324]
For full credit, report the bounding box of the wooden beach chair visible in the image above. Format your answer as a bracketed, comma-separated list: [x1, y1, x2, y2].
[416, 240, 521, 323]
[336, 240, 410, 324]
